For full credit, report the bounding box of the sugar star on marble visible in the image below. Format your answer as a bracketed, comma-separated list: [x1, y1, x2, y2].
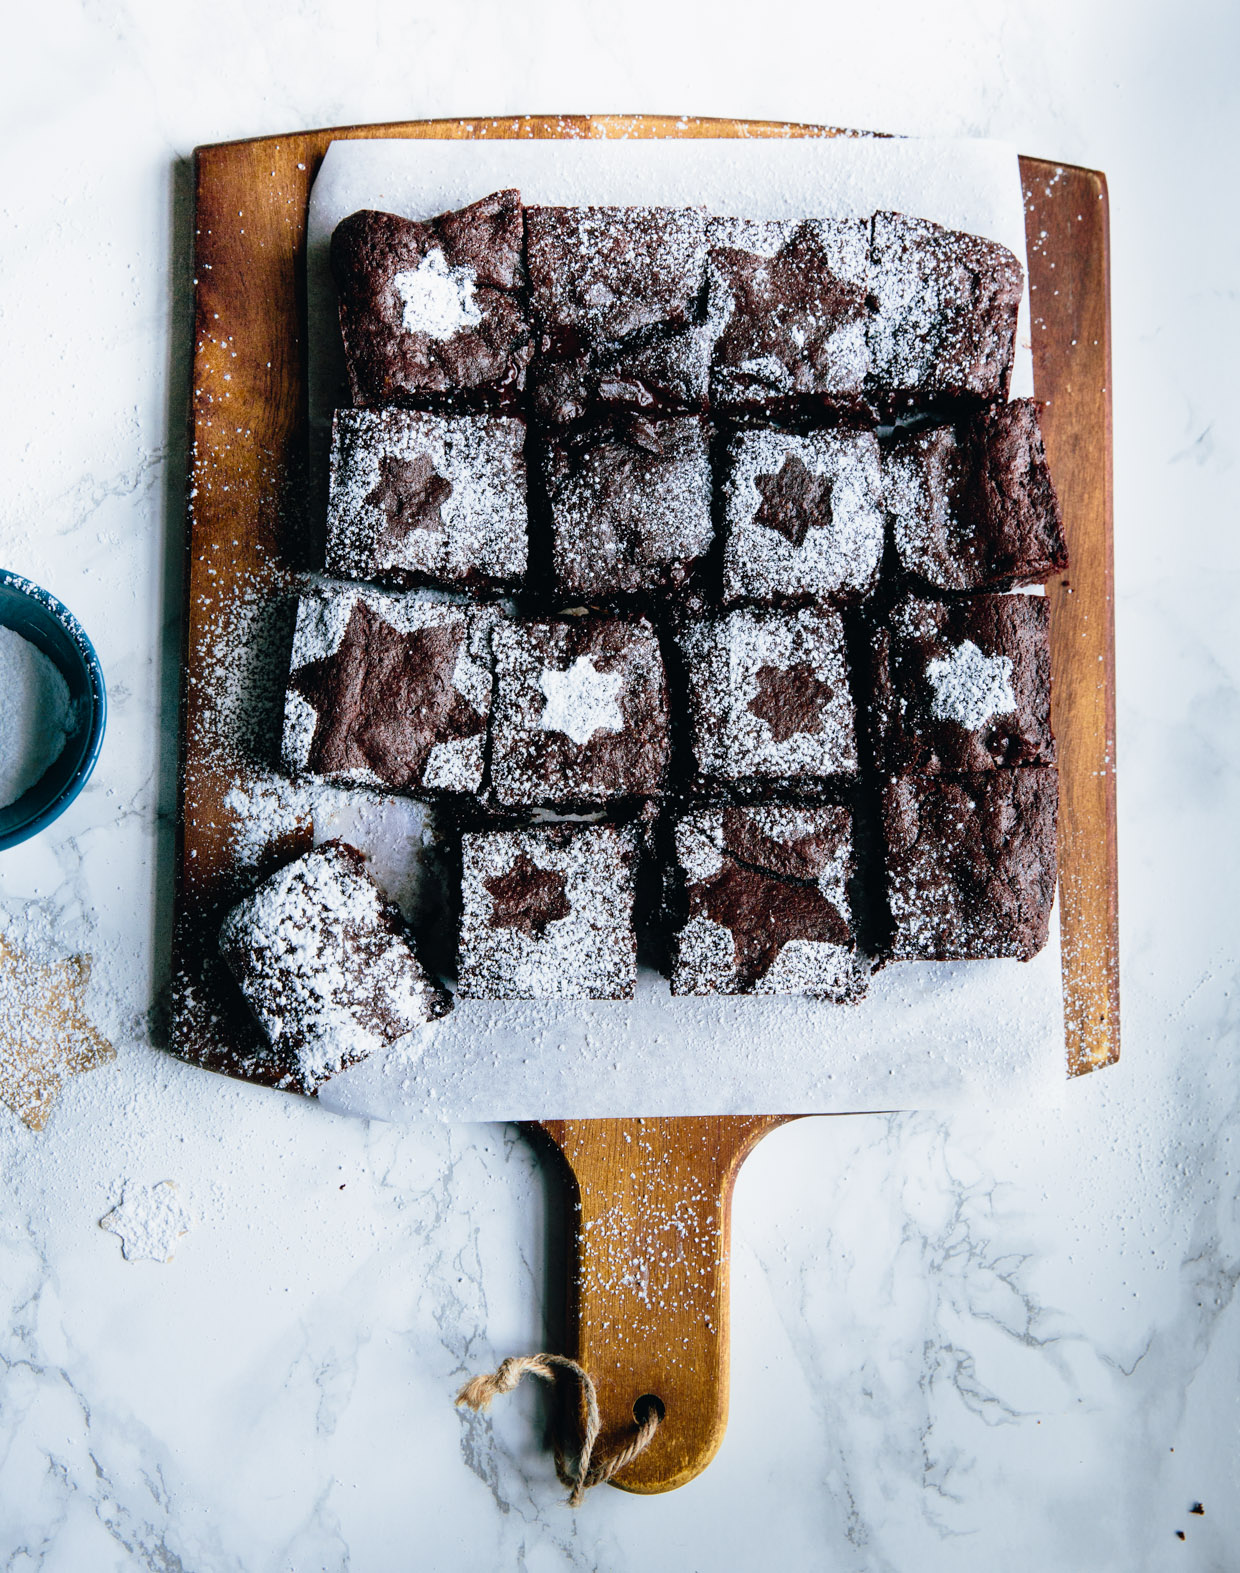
[0, 935, 115, 1131]
[100, 1181, 194, 1263]
[537, 655, 625, 746]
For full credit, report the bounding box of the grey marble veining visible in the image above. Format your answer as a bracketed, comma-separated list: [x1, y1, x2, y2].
[2, 1, 1239, 1568]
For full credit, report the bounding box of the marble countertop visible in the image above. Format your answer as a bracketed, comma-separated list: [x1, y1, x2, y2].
[1, 2, 1237, 1568]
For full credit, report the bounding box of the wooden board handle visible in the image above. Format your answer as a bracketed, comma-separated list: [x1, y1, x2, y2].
[536, 1115, 791, 1494]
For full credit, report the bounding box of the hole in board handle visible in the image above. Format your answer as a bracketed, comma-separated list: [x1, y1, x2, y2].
[634, 1393, 665, 1425]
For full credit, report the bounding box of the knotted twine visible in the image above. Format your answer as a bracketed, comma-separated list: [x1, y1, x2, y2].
[456, 1353, 661, 1506]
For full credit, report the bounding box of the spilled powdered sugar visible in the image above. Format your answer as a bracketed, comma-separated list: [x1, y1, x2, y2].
[926, 639, 1017, 730]
[99, 1180, 194, 1264]
[537, 656, 624, 746]
[722, 428, 884, 604]
[392, 248, 482, 339]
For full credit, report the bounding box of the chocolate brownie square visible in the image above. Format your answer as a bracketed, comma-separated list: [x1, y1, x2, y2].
[677, 607, 857, 787]
[670, 803, 866, 1001]
[721, 428, 884, 606]
[457, 824, 637, 999]
[325, 408, 528, 592]
[526, 204, 710, 421]
[282, 588, 495, 795]
[706, 216, 871, 414]
[884, 399, 1068, 591]
[867, 211, 1023, 409]
[870, 593, 1053, 774]
[219, 840, 449, 1092]
[489, 614, 670, 807]
[882, 770, 1058, 961]
[544, 415, 713, 599]
[331, 192, 532, 408]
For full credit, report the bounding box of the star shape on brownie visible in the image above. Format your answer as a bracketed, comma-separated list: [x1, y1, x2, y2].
[364, 452, 453, 546]
[752, 455, 833, 549]
[0, 935, 115, 1131]
[484, 854, 571, 938]
[292, 600, 483, 790]
[696, 860, 849, 984]
[717, 231, 866, 377]
[747, 661, 835, 743]
[100, 1180, 194, 1263]
[538, 655, 625, 747]
[925, 639, 1016, 730]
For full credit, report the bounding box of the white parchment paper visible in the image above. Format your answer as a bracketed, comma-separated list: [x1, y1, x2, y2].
[305, 134, 1062, 1121]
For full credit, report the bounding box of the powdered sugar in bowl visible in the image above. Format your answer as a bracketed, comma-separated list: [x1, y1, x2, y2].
[0, 571, 106, 851]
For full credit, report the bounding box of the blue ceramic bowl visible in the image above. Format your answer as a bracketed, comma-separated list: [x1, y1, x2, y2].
[0, 571, 106, 851]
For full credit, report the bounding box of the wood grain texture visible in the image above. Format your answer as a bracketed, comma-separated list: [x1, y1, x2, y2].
[538, 1114, 794, 1494]
[1022, 162, 1120, 1074]
[176, 115, 1117, 1493]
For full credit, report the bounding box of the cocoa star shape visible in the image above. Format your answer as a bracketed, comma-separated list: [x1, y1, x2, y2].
[364, 452, 453, 546]
[484, 854, 571, 938]
[0, 935, 115, 1131]
[696, 859, 848, 985]
[747, 661, 835, 744]
[752, 455, 833, 549]
[292, 600, 483, 790]
[716, 229, 865, 385]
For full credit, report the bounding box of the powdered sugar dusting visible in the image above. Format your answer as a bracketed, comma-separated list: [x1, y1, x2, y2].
[219, 842, 444, 1091]
[926, 639, 1017, 730]
[99, 1181, 194, 1264]
[680, 608, 857, 782]
[325, 408, 527, 590]
[458, 826, 636, 1000]
[722, 429, 884, 604]
[537, 656, 624, 746]
[392, 248, 482, 339]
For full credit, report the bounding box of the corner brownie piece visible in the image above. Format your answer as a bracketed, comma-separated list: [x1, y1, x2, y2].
[544, 415, 713, 599]
[526, 204, 709, 421]
[707, 216, 871, 414]
[884, 399, 1068, 591]
[490, 614, 669, 807]
[670, 803, 866, 1001]
[867, 211, 1023, 409]
[882, 770, 1058, 961]
[331, 192, 532, 408]
[325, 408, 527, 592]
[457, 824, 637, 999]
[677, 607, 857, 787]
[219, 841, 449, 1092]
[282, 589, 495, 795]
[721, 428, 883, 606]
[870, 593, 1053, 774]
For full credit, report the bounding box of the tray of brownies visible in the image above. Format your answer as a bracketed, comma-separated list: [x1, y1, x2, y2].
[175, 118, 1116, 1492]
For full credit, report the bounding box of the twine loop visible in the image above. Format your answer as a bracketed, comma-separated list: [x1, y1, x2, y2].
[456, 1353, 661, 1506]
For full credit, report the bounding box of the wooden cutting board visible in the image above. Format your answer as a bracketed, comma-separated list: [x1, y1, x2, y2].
[176, 115, 1117, 1495]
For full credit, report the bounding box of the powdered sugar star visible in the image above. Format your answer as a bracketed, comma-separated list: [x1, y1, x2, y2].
[926, 639, 1016, 730]
[100, 1180, 194, 1263]
[392, 248, 482, 340]
[537, 656, 624, 746]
